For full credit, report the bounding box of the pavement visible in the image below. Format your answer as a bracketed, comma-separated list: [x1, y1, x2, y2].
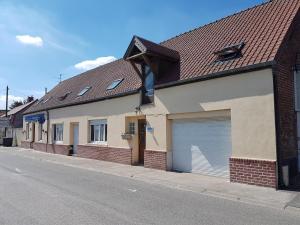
[0, 146, 300, 225]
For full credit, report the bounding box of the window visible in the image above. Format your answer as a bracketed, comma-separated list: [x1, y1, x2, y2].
[53, 124, 63, 142]
[77, 87, 91, 96]
[43, 97, 51, 104]
[38, 123, 43, 141]
[89, 120, 107, 144]
[58, 92, 71, 101]
[128, 122, 135, 134]
[106, 78, 124, 90]
[142, 65, 154, 104]
[295, 71, 300, 111]
[25, 123, 30, 140]
[214, 42, 245, 62]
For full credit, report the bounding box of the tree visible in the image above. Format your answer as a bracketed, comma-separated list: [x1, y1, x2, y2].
[9, 100, 23, 109]
[9, 96, 35, 110]
[23, 96, 34, 104]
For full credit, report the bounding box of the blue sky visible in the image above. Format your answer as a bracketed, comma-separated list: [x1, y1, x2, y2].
[0, 0, 263, 109]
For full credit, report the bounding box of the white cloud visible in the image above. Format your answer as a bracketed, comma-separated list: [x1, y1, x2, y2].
[0, 95, 24, 109]
[16, 35, 43, 47]
[74, 56, 117, 71]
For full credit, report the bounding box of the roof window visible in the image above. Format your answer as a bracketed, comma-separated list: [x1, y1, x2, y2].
[214, 42, 245, 62]
[43, 97, 51, 104]
[106, 78, 124, 90]
[77, 87, 91, 96]
[58, 91, 71, 101]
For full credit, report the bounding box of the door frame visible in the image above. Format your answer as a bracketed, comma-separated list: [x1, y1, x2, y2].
[138, 119, 146, 164]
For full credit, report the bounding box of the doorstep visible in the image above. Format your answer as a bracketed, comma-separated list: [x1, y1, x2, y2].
[1, 146, 298, 210]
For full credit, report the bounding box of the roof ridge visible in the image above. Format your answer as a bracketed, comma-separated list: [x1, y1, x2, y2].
[160, 0, 274, 45]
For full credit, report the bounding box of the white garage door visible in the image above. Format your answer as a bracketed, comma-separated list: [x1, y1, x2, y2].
[172, 118, 232, 178]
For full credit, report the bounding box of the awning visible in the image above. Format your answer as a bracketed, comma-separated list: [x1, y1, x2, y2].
[25, 113, 45, 123]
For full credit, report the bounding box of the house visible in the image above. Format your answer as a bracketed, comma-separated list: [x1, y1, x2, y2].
[22, 0, 300, 189]
[2, 101, 37, 146]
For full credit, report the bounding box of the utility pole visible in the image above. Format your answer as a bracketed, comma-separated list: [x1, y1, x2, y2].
[5, 86, 8, 117]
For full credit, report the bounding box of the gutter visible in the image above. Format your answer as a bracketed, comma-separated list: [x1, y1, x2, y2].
[46, 110, 49, 152]
[24, 61, 274, 115]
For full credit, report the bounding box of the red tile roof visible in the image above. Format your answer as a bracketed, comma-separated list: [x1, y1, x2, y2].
[25, 0, 300, 114]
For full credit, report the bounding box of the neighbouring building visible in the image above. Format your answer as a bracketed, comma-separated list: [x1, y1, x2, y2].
[22, 0, 300, 189]
[2, 101, 37, 146]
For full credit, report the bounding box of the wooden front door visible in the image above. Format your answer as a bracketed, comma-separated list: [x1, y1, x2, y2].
[138, 119, 146, 164]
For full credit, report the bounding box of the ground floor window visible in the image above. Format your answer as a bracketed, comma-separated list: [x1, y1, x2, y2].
[38, 123, 43, 141]
[53, 124, 63, 142]
[26, 123, 30, 140]
[89, 119, 107, 144]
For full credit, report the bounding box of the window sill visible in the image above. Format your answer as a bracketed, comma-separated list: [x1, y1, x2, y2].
[87, 142, 108, 147]
[53, 141, 63, 145]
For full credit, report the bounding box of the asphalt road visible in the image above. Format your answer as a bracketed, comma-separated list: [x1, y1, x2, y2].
[0, 150, 299, 225]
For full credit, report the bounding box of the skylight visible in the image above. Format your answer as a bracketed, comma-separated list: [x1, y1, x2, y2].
[77, 87, 91, 96]
[43, 97, 51, 104]
[214, 42, 245, 62]
[58, 92, 71, 101]
[106, 78, 124, 90]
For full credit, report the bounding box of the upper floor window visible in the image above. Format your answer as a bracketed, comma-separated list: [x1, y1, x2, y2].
[89, 119, 107, 144]
[142, 65, 154, 105]
[53, 124, 63, 142]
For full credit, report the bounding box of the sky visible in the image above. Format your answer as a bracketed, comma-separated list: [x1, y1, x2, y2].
[0, 0, 264, 109]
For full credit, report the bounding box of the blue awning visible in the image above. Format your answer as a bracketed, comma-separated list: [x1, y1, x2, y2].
[25, 114, 45, 123]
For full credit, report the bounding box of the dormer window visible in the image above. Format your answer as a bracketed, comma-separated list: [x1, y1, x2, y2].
[77, 86, 91, 96]
[214, 42, 245, 62]
[123, 35, 180, 106]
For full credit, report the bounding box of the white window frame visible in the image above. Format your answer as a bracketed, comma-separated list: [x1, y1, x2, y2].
[53, 123, 63, 143]
[25, 123, 30, 140]
[294, 70, 300, 111]
[89, 119, 107, 145]
[38, 123, 43, 141]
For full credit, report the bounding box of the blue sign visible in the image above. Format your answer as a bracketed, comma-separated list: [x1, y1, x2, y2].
[25, 113, 45, 123]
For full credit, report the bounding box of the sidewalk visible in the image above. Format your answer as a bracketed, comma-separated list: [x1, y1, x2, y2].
[1, 146, 299, 211]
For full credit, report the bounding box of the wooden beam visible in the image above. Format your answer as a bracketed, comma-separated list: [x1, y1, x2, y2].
[125, 52, 146, 61]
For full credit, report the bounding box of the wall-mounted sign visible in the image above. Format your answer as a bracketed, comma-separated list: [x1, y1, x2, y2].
[146, 126, 154, 133]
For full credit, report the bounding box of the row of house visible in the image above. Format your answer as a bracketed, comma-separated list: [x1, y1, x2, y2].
[20, 0, 300, 189]
[0, 101, 37, 146]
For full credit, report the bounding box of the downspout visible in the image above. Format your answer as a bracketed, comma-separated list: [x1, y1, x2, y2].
[272, 63, 282, 189]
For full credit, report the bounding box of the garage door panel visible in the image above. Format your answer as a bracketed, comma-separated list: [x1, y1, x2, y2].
[172, 118, 232, 178]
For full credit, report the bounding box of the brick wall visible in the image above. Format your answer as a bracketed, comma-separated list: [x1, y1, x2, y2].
[31, 142, 70, 155]
[144, 150, 167, 170]
[273, 11, 300, 183]
[21, 141, 32, 149]
[230, 158, 276, 188]
[77, 145, 132, 165]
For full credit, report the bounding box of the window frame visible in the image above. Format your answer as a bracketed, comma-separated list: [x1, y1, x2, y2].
[128, 122, 135, 134]
[53, 123, 63, 143]
[89, 119, 108, 145]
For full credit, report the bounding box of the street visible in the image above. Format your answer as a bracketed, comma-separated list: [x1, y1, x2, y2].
[0, 149, 299, 225]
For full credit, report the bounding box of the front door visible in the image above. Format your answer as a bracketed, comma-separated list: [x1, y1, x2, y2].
[73, 124, 79, 155]
[138, 119, 146, 164]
